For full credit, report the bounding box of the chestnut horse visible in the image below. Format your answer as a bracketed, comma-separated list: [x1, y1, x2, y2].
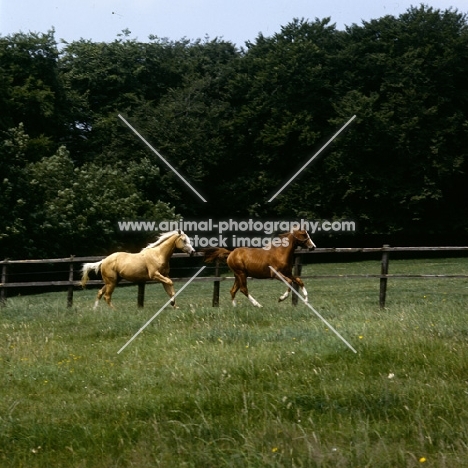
[81, 230, 195, 308]
[203, 230, 315, 307]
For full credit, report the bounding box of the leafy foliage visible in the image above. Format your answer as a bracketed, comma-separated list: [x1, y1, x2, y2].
[1, 6, 468, 258]
[1, 137, 174, 258]
[26, 147, 174, 256]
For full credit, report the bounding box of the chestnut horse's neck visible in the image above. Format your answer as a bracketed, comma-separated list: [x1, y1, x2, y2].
[275, 232, 299, 262]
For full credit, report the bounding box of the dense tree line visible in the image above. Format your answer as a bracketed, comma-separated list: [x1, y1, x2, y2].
[1, 5, 467, 258]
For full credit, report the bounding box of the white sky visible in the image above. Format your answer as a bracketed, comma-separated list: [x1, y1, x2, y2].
[1, 0, 467, 47]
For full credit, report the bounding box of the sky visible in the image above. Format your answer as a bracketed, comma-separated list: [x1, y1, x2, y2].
[1, 0, 467, 48]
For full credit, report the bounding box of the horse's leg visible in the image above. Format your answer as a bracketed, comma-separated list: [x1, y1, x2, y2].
[293, 276, 308, 303]
[274, 272, 295, 302]
[161, 281, 177, 308]
[150, 271, 176, 307]
[100, 274, 120, 309]
[94, 285, 106, 309]
[103, 280, 117, 308]
[235, 272, 262, 308]
[279, 287, 290, 302]
[230, 277, 240, 307]
[276, 273, 308, 303]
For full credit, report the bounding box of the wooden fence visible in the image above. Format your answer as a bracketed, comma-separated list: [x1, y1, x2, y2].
[1, 246, 468, 309]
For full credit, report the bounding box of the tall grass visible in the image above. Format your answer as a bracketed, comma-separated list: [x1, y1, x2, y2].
[1, 258, 468, 467]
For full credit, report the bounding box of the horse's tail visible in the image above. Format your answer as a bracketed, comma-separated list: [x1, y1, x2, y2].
[202, 247, 232, 264]
[81, 260, 103, 288]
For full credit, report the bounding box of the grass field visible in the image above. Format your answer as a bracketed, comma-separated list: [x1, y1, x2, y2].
[1, 257, 468, 467]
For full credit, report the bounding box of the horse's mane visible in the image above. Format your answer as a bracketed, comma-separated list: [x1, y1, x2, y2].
[142, 230, 183, 251]
[278, 231, 294, 238]
[278, 229, 306, 238]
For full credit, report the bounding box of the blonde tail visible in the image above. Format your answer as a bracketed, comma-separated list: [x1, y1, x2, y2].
[81, 261, 103, 288]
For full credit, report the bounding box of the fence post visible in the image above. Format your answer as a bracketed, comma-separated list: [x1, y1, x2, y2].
[380, 245, 390, 308]
[1, 260, 8, 306]
[212, 259, 220, 307]
[67, 256, 75, 308]
[292, 254, 302, 306]
[137, 283, 145, 308]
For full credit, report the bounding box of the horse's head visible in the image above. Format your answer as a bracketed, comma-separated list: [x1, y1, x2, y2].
[292, 229, 316, 250]
[175, 230, 196, 256]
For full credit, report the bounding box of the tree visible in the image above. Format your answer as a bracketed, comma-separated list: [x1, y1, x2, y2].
[2, 8, 467, 256]
[209, 18, 345, 217]
[58, 35, 204, 165]
[0, 124, 31, 257]
[128, 38, 239, 216]
[0, 30, 67, 159]
[24, 146, 175, 257]
[324, 6, 468, 239]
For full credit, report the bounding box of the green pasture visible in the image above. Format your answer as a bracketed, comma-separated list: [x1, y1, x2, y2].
[1, 257, 468, 467]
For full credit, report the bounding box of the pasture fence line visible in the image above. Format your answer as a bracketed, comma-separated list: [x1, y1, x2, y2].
[1, 246, 468, 308]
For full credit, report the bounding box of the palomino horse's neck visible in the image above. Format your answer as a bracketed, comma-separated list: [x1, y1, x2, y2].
[150, 233, 179, 259]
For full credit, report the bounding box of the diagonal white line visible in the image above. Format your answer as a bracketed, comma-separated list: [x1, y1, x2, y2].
[268, 266, 357, 353]
[118, 114, 207, 203]
[267, 115, 356, 202]
[117, 266, 206, 354]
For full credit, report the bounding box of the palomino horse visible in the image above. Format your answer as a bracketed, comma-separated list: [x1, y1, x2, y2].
[203, 230, 315, 307]
[81, 230, 195, 308]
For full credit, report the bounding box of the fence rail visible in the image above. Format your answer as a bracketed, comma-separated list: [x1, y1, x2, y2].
[1, 246, 468, 308]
